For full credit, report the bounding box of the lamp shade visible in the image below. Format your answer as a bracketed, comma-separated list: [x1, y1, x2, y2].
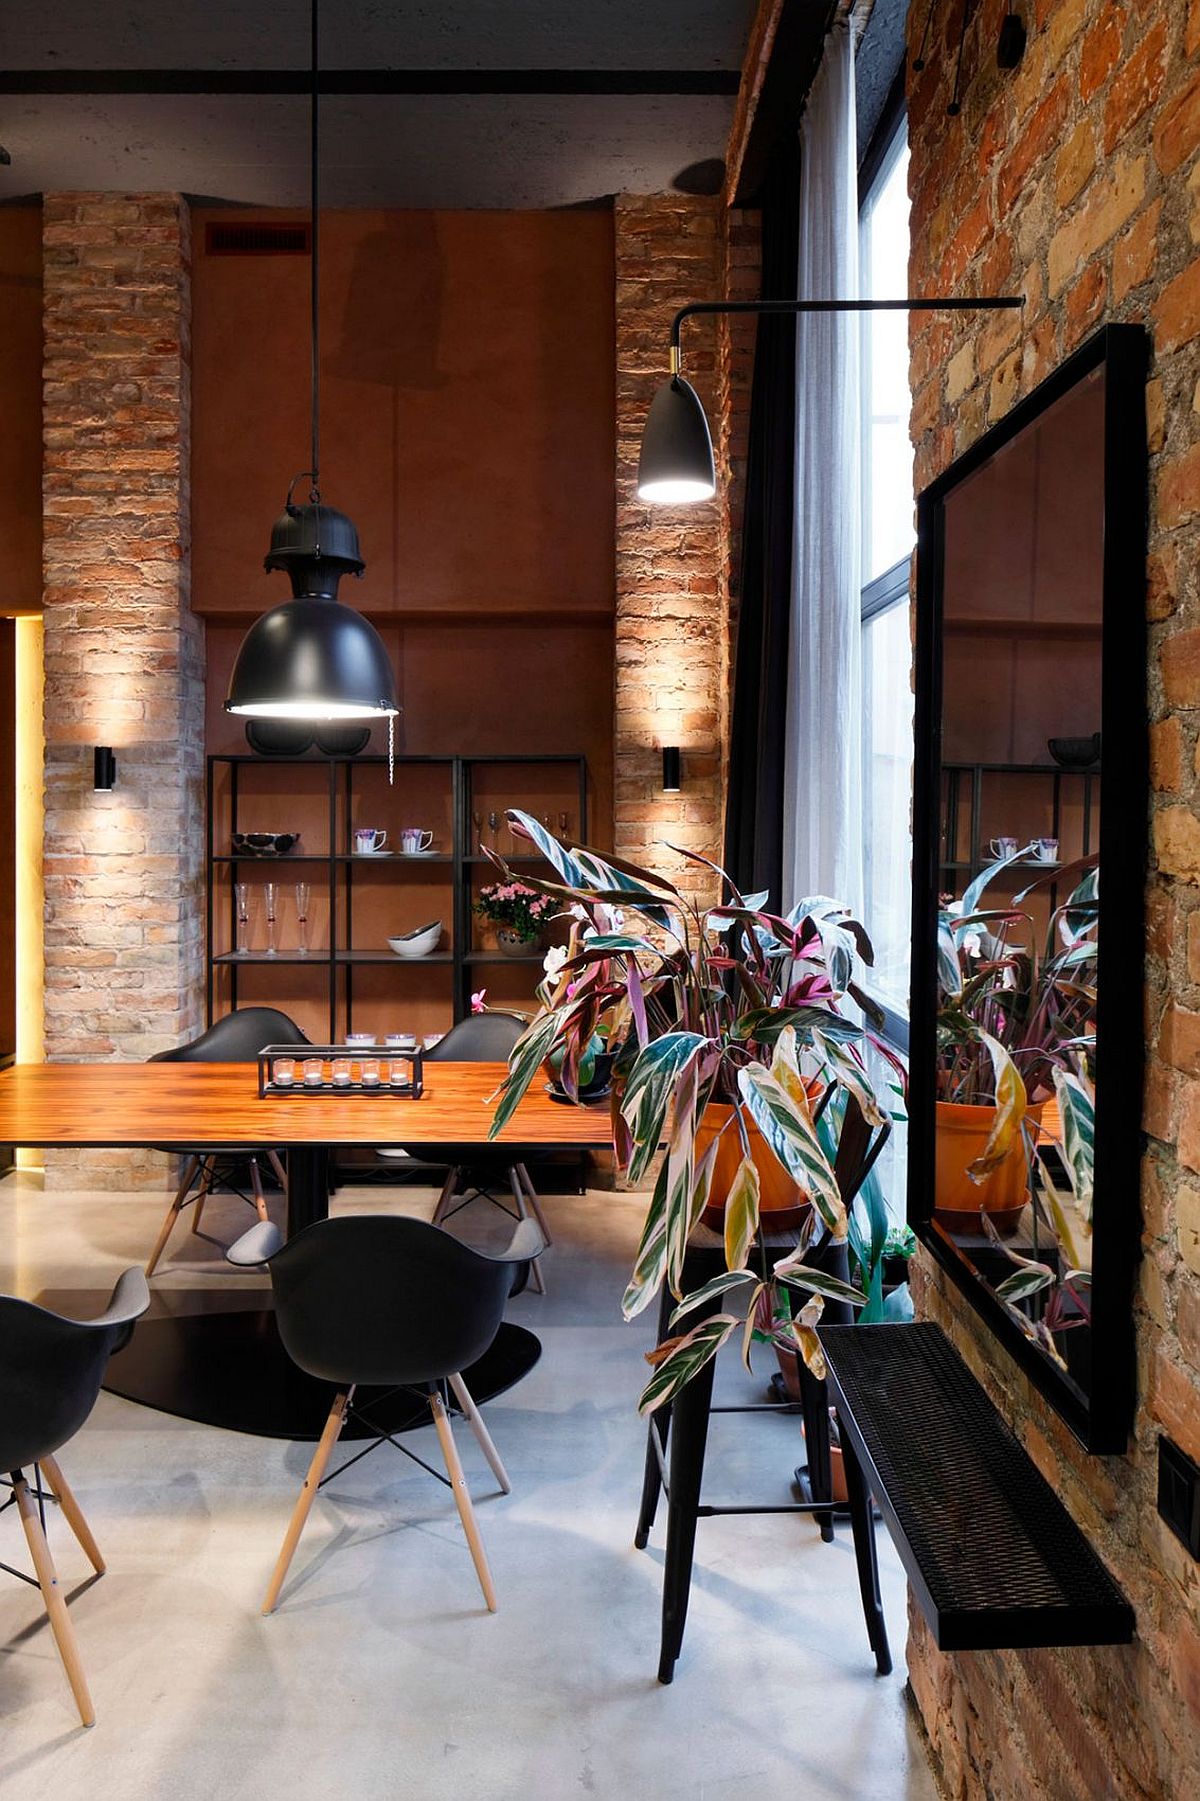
[636, 375, 716, 505]
[226, 500, 398, 721]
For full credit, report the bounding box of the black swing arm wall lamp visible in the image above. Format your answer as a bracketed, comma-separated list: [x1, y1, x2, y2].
[636, 295, 1024, 505]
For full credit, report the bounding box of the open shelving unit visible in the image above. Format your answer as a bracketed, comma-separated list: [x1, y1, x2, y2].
[207, 752, 588, 1041]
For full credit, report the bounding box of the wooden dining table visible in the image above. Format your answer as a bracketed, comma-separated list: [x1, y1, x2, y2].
[0, 1060, 616, 1439]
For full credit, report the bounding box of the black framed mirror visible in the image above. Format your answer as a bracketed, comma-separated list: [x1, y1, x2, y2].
[909, 324, 1148, 1453]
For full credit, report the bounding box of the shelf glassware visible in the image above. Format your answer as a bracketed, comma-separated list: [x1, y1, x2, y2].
[295, 882, 311, 955]
[263, 883, 278, 956]
[234, 882, 251, 955]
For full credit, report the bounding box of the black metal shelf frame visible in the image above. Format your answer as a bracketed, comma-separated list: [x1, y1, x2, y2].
[206, 752, 588, 1037]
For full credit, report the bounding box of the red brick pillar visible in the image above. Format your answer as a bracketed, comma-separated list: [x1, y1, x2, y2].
[614, 194, 726, 907]
[41, 193, 204, 1188]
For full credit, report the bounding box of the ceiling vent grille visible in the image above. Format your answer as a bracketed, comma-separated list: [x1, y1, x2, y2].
[205, 222, 311, 257]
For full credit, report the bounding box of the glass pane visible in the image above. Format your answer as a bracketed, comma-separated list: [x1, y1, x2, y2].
[862, 600, 913, 1012]
[860, 131, 914, 583]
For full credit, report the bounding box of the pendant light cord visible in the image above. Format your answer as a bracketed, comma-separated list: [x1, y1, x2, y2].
[310, 0, 321, 507]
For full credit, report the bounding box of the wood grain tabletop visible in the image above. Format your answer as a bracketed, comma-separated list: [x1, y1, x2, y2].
[0, 1061, 617, 1152]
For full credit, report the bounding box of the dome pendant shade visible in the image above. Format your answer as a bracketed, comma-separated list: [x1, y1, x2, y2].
[225, 597, 398, 720]
[637, 375, 716, 505]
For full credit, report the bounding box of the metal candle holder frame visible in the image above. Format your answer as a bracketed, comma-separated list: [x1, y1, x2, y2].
[257, 1044, 425, 1099]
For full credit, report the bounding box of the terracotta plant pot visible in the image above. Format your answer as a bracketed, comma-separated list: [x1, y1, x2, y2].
[696, 1101, 812, 1231]
[933, 1098, 1046, 1236]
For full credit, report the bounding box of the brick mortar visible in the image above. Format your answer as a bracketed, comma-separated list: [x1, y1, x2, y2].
[41, 193, 205, 1190]
[905, 3, 1200, 1796]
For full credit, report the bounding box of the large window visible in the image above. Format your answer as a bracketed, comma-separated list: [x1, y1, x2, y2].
[859, 119, 914, 1030]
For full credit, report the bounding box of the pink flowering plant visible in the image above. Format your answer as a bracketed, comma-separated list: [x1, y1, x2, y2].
[474, 880, 556, 942]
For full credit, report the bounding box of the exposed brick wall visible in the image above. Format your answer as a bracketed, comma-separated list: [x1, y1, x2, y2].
[905, 3, 1200, 1796]
[613, 194, 725, 904]
[41, 193, 204, 1189]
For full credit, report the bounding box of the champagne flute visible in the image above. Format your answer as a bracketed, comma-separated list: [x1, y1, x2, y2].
[472, 809, 484, 854]
[294, 883, 311, 956]
[263, 882, 278, 957]
[558, 810, 571, 839]
[488, 809, 500, 850]
[234, 882, 250, 956]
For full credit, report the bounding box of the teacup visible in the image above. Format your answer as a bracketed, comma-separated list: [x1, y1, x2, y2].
[988, 836, 1018, 858]
[344, 1032, 376, 1049]
[1034, 837, 1059, 862]
[400, 828, 434, 854]
[354, 828, 387, 855]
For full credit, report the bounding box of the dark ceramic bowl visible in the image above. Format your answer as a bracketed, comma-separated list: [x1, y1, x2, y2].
[244, 722, 314, 756]
[1047, 733, 1101, 769]
[231, 831, 299, 857]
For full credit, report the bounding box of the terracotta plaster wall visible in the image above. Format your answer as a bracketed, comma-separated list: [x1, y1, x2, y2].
[0, 203, 42, 615]
[904, 1, 1200, 1796]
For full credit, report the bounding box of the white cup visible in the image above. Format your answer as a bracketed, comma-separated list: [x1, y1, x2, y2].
[345, 1032, 376, 1048]
[355, 828, 387, 854]
[400, 828, 434, 854]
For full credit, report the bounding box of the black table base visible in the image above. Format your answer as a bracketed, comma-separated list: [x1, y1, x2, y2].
[104, 1308, 541, 1441]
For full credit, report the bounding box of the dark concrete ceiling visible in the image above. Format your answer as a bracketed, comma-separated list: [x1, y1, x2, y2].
[0, 2, 758, 208]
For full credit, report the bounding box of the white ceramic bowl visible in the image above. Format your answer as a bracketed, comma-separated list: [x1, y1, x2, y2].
[388, 922, 442, 959]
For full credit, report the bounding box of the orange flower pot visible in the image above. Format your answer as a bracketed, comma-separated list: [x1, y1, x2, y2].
[696, 1101, 813, 1231]
[933, 1099, 1046, 1236]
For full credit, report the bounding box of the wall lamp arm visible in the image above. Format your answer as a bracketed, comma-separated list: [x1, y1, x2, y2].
[667, 295, 1023, 369]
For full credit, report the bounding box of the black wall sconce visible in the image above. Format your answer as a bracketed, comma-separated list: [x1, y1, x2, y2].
[93, 746, 116, 791]
[662, 746, 682, 793]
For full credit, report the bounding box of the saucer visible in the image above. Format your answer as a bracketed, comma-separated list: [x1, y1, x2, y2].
[544, 1083, 612, 1106]
[399, 849, 438, 858]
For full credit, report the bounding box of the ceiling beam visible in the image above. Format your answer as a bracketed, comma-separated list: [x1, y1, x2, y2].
[0, 68, 740, 97]
[729, 0, 838, 206]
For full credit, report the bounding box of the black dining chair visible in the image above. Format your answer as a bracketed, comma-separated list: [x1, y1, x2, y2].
[379, 1012, 552, 1293]
[634, 1095, 893, 1683]
[0, 1268, 150, 1726]
[227, 1211, 544, 1615]
[144, 1006, 309, 1276]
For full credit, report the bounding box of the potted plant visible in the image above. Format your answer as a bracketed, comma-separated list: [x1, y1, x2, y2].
[935, 848, 1098, 1235]
[485, 811, 908, 1412]
[474, 879, 557, 956]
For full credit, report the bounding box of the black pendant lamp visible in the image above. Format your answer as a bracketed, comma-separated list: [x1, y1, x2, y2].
[225, 0, 399, 726]
[636, 349, 716, 505]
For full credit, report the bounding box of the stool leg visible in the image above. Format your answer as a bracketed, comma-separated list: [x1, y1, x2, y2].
[145, 1154, 201, 1276]
[657, 1348, 717, 1684]
[516, 1163, 553, 1245]
[839, 1418, 892, 1676]
[448, 1372, 511, 1494]
[12, 1469, 95, 1727]
[248, 1156, 270, 1224]
[39, 1456, 104, 1575]
[509, 1168, 545, 1293]
[262, 1388, 351, 1615]
[432, 1167, 459, 1226]
[429, 1389, 497, 1613]
[635, 1284, 674, 1550]
[798, 1364, 836, 1542]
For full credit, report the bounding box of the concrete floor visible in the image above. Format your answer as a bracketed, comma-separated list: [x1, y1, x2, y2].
[0, 1167, 937, 1801]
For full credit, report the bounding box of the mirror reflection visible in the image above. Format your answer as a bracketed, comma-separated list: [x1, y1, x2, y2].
[933, 368, 1103, 1398]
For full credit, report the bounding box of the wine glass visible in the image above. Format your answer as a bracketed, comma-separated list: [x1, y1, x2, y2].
[294, 883, 311, 956]
[263, 882, 278, 957]
[234, 882, 250, 956]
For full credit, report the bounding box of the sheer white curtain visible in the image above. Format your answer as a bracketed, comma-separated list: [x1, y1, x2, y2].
[781, 26, 863, 919]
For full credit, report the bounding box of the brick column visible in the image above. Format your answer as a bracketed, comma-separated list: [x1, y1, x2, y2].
[42, 193, 204, 1189]
[614, 194, 726, 907]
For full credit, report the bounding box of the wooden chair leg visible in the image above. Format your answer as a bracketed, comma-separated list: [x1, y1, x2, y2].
[432, 1166, 459, 1226]
[12, 1470, 95, 1728]
[248, 1156, 270, 1224]
[516, 1163, 553, 1245]
[190, 1157, 215, 1236]
[508, 1168, 545, 1293]
[39, 1457, 104, 1575]
[262, 1389, 352, 1615]
[429, 1390, 497, 1613]
[145, 1154, 201, 1276]
[266, 1150, 289, 1193]
[448, 1373, 510, 1494]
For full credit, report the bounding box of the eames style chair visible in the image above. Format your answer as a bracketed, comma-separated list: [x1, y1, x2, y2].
[144, 1006, 309, 1276]
[227, 1212, 543, 1615]
[0, 1268, 150, 1725]
[381, 1012, 552, 1293]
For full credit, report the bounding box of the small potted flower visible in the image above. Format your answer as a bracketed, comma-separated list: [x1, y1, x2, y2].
[474, 880, 556, 956]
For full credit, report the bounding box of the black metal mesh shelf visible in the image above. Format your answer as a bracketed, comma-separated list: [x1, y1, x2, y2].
[818, 1322, 1134, 1650]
